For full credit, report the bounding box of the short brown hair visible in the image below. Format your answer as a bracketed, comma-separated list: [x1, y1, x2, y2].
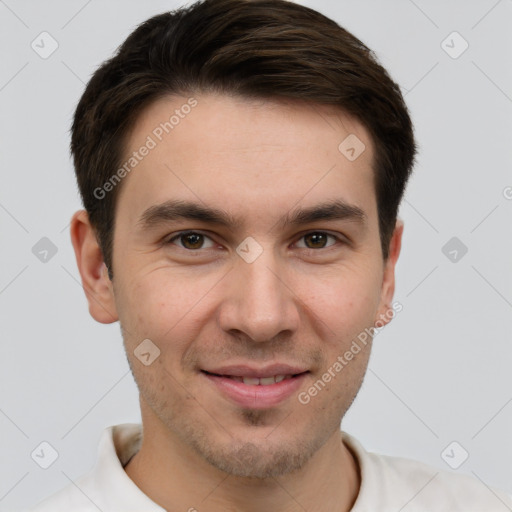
[71, 0, 416, 277]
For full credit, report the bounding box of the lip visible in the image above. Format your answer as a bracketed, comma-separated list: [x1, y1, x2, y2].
[202, 363, 308, 379]
[201, 365, 309, 409]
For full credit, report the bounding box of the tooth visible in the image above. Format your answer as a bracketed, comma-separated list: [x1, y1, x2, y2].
[260, 376, 276, 386]
[243, 377, 260, 386]
[231, 376, 243, 383]
[275, 375, 285, 383]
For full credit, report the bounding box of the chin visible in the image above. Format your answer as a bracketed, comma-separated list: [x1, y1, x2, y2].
[189, 429, 326, 479]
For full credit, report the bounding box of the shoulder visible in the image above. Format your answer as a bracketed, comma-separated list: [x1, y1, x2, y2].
[343, 432, 512, 512]
[368, 450, 511, 509]
[24, 423, 148, 512]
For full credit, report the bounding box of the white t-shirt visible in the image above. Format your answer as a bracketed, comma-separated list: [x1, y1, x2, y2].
[25, 423, 512, 512]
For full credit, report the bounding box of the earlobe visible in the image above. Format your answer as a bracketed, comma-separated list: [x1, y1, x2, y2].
[69, 210, 118, 324]
[374, 219, 404, 328]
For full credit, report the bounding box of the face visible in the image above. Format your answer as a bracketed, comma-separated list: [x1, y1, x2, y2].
[73, 93, 402, 478]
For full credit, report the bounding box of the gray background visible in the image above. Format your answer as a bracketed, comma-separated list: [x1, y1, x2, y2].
[1, 0, 511, 510]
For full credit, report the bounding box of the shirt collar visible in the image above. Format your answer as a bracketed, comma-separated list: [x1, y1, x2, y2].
[85, 423, 165, 511]
[85, 424, 369, 511]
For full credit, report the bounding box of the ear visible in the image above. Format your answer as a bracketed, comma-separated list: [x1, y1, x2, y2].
[374, 219, 404, 328]
[70, 210, 118, 324]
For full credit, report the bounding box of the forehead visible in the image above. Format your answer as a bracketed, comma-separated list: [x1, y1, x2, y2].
[116, 93, 376, 226]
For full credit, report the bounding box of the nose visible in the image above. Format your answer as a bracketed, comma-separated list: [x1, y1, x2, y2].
[217, 248, 300, 343]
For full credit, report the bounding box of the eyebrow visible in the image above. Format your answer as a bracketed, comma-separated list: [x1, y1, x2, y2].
[282, 199, 367, 228]
[137, 198, 367, 231]
[137, 200, 242, 230]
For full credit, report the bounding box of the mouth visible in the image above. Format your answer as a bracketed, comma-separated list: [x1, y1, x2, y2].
[201, 368, 309, 409]
[202, 371, 300, 385]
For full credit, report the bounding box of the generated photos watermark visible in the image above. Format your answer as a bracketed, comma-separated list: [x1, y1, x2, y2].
[93, 97, 198, 200]
[298, 300, 403, 405]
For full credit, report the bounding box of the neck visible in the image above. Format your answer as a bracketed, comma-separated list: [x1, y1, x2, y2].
[125, 406, 360, 511]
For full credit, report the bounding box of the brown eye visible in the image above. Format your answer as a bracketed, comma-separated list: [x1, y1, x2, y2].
[181, 233, 204, 249]
[168, 232, 215, 250]
[304, 232, 328, 249]
[297, 232, 338, 249]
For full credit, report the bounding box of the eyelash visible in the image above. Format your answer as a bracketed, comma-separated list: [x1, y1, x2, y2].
[165, 230, 345, 251]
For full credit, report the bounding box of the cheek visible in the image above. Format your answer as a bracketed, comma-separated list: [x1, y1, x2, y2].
[116, 271, 214, 355]
[296, 264, 382, 335]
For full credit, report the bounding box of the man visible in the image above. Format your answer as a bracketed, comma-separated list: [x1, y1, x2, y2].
[27, 0, 512, 510]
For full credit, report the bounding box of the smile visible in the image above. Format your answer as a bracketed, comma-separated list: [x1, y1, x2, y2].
[201, 369, 309, 409]
[206, 373, 295, 386]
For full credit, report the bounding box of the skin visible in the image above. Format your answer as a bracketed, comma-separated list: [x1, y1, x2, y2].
[71, 93, 403, 512]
